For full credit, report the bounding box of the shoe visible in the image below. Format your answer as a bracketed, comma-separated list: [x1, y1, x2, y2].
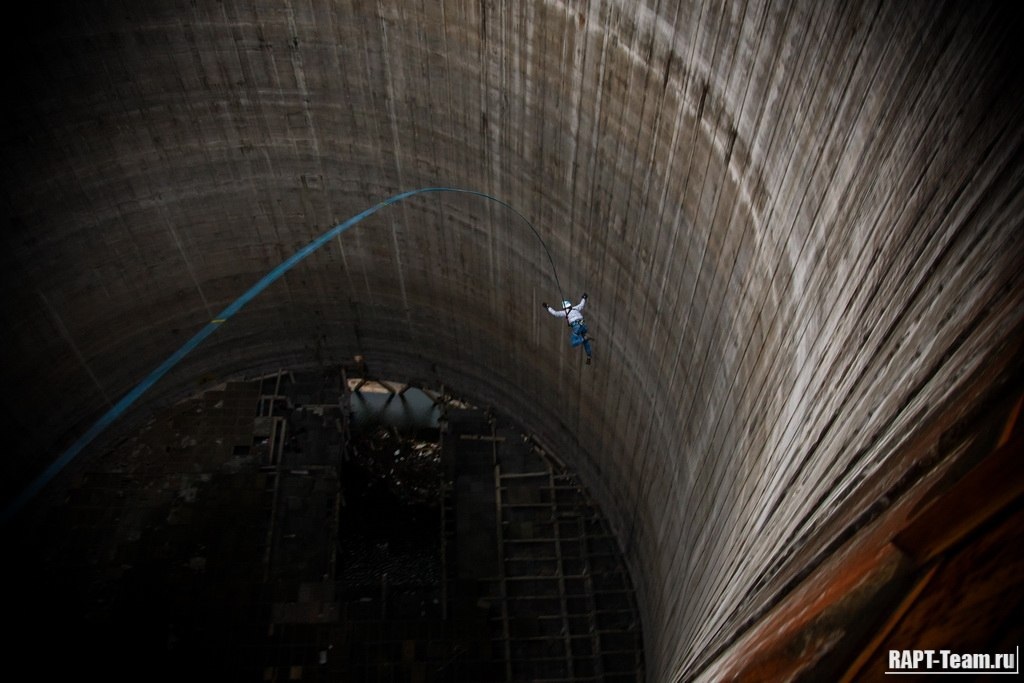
[585, 357, 592, 365]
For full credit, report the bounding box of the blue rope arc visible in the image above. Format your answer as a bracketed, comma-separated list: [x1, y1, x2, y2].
[3, 187, 565, 522]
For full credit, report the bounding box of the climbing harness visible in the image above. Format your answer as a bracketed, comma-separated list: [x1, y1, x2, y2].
[2, 187, 568, 522]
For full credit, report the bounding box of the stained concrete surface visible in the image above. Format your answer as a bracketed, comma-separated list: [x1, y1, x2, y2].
[2, 1, 1022, 680]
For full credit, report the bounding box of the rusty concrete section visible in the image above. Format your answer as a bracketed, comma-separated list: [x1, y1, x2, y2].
[2, 1, 1022, 680]
[698, 375, 1024, 681]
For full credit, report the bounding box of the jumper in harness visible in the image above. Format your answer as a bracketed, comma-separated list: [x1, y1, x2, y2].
[543, 294, 593, 364]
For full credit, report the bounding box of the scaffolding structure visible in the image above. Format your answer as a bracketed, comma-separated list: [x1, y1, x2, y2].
[14, 364, 643, 682]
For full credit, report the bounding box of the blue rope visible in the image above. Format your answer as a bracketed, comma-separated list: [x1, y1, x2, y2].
[2, 187, 566, 522]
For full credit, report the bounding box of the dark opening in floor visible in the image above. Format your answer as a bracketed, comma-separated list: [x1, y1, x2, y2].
[8, 367, 643, 682]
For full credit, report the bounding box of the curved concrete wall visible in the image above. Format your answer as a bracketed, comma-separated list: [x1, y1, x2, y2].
[3, 1, 1021, 679]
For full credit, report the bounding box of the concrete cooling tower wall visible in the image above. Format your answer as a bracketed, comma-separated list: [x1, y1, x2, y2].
[2, 1, 1021, 680]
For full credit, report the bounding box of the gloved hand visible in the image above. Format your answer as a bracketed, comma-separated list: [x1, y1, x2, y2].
[582, 292, 588, 299]
[542, 302, 548, 308]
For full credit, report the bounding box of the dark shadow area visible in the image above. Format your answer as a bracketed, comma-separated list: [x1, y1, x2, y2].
[3, 368, 644, 681]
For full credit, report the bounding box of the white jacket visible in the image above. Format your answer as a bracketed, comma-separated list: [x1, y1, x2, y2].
[546, 296, 586, 324]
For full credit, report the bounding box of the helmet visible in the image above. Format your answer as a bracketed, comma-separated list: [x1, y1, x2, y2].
[562, 300, 572, 309]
